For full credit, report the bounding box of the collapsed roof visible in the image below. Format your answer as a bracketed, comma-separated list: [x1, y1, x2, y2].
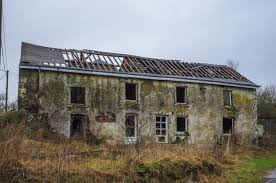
[20, 42, 258, 89]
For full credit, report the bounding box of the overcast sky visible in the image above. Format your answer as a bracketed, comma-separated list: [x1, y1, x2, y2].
[1, 0, 276, 102]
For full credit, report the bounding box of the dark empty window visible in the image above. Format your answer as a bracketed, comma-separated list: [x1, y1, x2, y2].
[125, 83, 137, 101]
[176, 87, 186, 103]
[71, 87, 85, 104]
[176, 117, 187, 133]
[125, 114, 136, 137]
[223, 90, 232, 106]
[223, 118, 234, 134]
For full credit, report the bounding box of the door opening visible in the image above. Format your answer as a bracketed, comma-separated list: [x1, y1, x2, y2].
[70, 114, 84, 137]
[223, 118, 234, 135]
[124, 114, 137, 144]
[155, 115, 168, 143]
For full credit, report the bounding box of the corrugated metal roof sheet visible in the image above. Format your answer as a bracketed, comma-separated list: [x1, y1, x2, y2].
[20, 42, 258, 88]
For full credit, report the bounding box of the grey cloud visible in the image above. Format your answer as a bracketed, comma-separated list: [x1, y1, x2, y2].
[1, 0, 275, 102]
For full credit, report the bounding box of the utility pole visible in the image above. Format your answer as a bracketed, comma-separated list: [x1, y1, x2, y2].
[4, 70, 8, 112]
[1, 0, 9, 112]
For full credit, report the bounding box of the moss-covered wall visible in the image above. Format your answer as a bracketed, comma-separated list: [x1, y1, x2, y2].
[18, 69, 257, 145]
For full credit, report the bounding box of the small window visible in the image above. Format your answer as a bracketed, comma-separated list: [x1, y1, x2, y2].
[71, 87, 85, 104]
[223, 118, 234, 134]
[125, 114, 136, 137]
[176, 87, 186, 103]
[125, 83, 137, 101]
[176, 117, 187, 134]
[223, 90, 232, 106]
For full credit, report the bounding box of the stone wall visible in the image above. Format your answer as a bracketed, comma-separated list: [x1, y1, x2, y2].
[18, 69, 257, 145]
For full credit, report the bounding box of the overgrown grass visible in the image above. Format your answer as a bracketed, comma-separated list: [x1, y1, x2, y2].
[0, 123, 224, 182]
[226, 153, 276, 183]
[0, 120, 276, 182]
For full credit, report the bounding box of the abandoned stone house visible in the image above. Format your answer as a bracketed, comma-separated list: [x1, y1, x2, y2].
[18, 42, 258, 145]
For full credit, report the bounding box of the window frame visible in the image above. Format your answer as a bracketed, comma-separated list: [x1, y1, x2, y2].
[125, 113, 137, 138]
[70, 86, 86, 105]
[223, 90, 232, 107]
[155, 115, 168, 143]
[176, 116, 188, 135]
[223, 118, 234, 135]
[125, 83, 138, 101]
[175, 86, 187, 104]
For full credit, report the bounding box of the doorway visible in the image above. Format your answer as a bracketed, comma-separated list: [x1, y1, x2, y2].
[155, 115, 168, 143]
[124, 114, 137, 144]
[70, 114, 84, 137]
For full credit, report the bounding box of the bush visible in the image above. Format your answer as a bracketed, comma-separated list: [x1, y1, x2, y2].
[257, 135, 276, 150]
[0, 109, 27, 128]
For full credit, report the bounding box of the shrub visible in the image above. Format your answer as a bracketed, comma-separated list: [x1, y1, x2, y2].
[0, 109, 27, 128]
[258, 135, 276, 150]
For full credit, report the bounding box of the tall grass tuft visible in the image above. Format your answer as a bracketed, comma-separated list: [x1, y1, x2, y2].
[0, 122, 26, 180]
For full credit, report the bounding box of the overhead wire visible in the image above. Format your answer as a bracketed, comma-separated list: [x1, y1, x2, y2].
[0, 72, 5, 80]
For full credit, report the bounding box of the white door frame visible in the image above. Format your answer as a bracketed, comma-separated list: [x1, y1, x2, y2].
[155, 115, 169, 143]
[124, 113, 137, 144]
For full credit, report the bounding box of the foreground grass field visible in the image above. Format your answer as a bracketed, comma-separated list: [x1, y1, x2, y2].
[0, 122, 276, 182]
[226, 153, 276, 183]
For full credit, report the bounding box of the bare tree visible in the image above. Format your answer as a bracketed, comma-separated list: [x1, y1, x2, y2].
[8, 101, 18, 111]
[257, 85, 276, 104]
[226, 59, 239, 70]
[0, 92, 17, 112]
[257, 85, 276, 118]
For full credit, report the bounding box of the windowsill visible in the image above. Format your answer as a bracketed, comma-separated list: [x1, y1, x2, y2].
[223, 105, 233, 108]
[67, 103, 87, 108]
[176, 132, 189, 136]
[175, 103, 189, 106]
[125, 100, 138, 103]
[223, 106, 234, 109]
[223, 133, 233, 136]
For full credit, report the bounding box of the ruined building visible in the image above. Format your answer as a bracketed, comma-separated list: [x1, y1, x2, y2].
[18, 42, 258, 144]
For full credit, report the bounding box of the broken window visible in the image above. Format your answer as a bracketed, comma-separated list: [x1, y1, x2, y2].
[176, 117, 187, 134]
[71, 87, 85, 104]
[70, 114, 84, 137]
[125, 114, 136, 137]
[223, 90, 232, 106]
[223, 118, 234, 134]
[125, 83, 137, 101]
[176, 87, 187, 103]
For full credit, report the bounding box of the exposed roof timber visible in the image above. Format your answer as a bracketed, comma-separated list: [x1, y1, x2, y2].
[20, 42, 259, 88]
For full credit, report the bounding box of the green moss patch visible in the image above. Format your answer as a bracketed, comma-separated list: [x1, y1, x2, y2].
[135, 158, 221, 182]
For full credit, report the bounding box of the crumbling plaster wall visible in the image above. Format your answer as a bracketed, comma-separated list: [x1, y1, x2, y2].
[18, 69, 257, 144]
